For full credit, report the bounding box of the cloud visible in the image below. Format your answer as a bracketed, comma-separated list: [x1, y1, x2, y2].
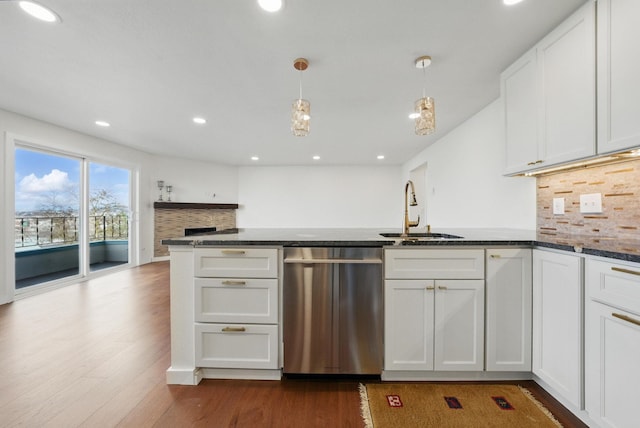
[19, 169, 73, 193]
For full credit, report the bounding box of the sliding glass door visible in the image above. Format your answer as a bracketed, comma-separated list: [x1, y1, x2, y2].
[14, 148, 82, 288]
[14, 146, 132, 291]
[88, 162, 130, 272]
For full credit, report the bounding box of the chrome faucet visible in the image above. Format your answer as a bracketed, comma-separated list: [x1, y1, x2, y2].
[403, 180, 420, 236]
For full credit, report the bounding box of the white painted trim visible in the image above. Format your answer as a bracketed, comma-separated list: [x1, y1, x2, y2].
[166, 367, 203, 385]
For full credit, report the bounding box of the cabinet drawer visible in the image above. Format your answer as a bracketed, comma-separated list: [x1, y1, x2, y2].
[587, 258, 640, 315]
[195, 323, 278, 369]
[194, 278, 278, 324]
[194, 248, 278, 278]
[384, 249, 485, 279]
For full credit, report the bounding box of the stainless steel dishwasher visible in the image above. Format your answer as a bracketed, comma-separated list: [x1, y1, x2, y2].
[283, 247, 383, 375]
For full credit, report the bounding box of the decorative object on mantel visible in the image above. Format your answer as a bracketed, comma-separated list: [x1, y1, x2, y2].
[411, 55, 436, 136]
[165, 185, 173, 201]
[291, 57, 310, 137]
[157, 180, 165, 201]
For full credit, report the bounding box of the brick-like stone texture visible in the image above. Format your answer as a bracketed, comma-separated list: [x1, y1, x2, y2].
[154, 208, 236, 257]
[537, 158, 640, 241]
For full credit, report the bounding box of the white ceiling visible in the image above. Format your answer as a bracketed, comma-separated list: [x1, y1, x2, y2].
[0, 0, 586, 166]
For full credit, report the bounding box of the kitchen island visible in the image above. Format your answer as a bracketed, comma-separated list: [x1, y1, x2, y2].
[162, 227, 639, 428]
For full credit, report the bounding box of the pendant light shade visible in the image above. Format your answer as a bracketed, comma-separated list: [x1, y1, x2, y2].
[413, 55, 436, 136]
[291, 58, 310, 137]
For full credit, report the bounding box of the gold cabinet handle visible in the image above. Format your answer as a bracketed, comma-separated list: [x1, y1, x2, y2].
[222, 326, 246, 332]
[612, 313, 640, 327]
[438, 286, 448, 290]
[426, 286, 435, 290]
[221, 249, 246, 255]
[489, 254, 501, 259]
[221, 280, 246, 286]
[526, 160, 545, 166]
[611, 267, 640, 277]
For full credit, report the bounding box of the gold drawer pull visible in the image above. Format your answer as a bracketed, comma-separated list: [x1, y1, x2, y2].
[426, 286, 435, 290]
[489, 254, 501, 259]
[221, 249, 246, 255]
[222, 280, 246, 286]
[222, 327, 246, 332]
[612, 313, 640, 327]
[612, 267, 640, 277]
[438, 286, 448, 290]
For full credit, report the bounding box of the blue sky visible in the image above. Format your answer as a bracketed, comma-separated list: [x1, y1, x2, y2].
[15, 148, 130, 213]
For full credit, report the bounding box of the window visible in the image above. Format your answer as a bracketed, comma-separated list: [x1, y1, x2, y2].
[14, 147, 132, 291]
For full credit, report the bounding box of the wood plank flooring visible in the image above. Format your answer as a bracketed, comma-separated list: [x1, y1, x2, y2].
[0, 261, 587, 427]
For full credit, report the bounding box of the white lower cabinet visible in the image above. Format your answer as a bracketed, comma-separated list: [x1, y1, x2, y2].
[193, 247, 280, 375]
[586, 258, 640, 428]
[195, 323, 278, 369]
[384, 248, 485, 373]
[385, 279, 484, 371]
[486, 248, 532, 372]
[532, 249, 583, 410]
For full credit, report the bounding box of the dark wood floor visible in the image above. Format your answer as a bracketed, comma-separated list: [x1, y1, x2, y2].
[0, 262, 587, 427]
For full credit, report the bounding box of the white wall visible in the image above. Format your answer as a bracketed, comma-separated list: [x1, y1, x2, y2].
[0, 108, 155, 304]
[150, 155, 238, 204]
[403, 98, 536, 229]
[237, 166, 402, 228]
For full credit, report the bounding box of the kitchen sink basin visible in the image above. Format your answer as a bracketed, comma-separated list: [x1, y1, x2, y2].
[379, 232, 463, 239]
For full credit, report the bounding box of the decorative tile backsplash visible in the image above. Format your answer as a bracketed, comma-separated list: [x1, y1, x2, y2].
[537, 158, 640, 240]
[154, 208, 236, 257]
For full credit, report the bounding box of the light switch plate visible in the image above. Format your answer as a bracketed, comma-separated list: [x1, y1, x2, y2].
[580, 193, 602, 214]
[553, 198, 565, 215]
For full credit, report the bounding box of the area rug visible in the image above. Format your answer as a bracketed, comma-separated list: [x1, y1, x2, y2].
[359, 383, 562, 428]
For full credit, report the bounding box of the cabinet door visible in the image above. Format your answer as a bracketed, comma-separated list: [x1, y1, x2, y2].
[486, 248, 532, 372]
[597, 0, 640, 154]
[194, 248, 278, 278]
[585, 303, 640, 428]
[384, 249, 485, 280]
[538, 1, 595, 165]
[502, 48, 540, 175]
[194, 278, 278, 324]
[195, 323, 278, 369]
[532, 249, 583, 409]
[384, 280, 435, 371]
[434, 280, 484, 371]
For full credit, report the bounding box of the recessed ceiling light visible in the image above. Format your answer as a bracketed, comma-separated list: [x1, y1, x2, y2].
[312, 155, 320, 160]
[18, 1, 61, 23]
[251, 156, 259, 161]
[503, 0, 525, 5]
[95, 120, 110, 127]
[377, 155, 385, 160]
[193, 117, 207, 125]
[258, 0, 283, 12]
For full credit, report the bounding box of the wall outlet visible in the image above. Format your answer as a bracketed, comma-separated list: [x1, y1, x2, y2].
[580, 193, 602, 214]
[553, 197, 565, 215]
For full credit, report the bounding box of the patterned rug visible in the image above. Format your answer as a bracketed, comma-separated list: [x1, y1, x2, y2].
[359, 383, 562, 427]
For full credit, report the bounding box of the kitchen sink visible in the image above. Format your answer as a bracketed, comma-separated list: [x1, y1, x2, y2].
[379, 232, 463, 240]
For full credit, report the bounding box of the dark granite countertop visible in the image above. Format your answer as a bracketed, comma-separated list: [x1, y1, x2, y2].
[161, 228, 640, 263]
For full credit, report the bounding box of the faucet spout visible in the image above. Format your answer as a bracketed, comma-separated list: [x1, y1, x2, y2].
[403, 180, 420, 236]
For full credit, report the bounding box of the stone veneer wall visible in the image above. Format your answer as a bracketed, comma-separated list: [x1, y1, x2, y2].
[154, 208, 236, 257]
[537, 158, 640, 241]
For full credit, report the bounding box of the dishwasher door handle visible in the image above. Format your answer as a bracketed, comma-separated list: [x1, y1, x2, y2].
[284, 259, 382, 264]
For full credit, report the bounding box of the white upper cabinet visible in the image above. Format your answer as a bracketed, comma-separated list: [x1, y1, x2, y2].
[502, 1, 596, 174]
[537, 2, 596, 166]
[597, 0, 640, 154]
[502, 49, 539, 174]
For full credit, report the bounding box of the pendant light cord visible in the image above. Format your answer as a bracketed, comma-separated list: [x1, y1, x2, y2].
[299, 68, 303, 100]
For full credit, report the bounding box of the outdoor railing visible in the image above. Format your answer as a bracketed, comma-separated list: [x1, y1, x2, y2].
[15, 215, 129, 248]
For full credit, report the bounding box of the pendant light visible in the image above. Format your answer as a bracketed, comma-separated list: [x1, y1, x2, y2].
[291, 58, 310, 137]
[412, 55, 435, 136]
